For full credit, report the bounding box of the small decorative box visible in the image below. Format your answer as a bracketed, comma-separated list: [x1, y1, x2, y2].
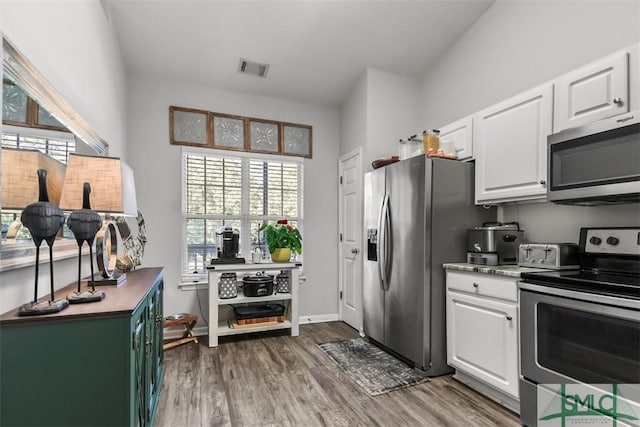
[276, 271, 291, 294]
[218, 272, 238, 299]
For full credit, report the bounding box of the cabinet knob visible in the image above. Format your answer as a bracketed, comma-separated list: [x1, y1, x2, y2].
[506, 316, 513, 321]
[351, 248, 359, 254]
[613, 97, 623, 105]
[472, 283, 479, 288]
[539, 180, 546, 186]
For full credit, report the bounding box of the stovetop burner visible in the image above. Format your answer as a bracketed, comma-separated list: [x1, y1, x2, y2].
[521, 269, 640, 299]
[521, 227, 640, 299]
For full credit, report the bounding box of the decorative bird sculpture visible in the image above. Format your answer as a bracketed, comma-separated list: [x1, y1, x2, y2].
[67, 182, 105, 303]
[19, 169, 68, 315]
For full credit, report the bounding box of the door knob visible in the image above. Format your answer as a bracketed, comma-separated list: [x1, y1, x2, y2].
[351, 248, 359, 254]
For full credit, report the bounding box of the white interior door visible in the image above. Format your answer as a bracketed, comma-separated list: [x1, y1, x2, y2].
[338, 148, 363, 331]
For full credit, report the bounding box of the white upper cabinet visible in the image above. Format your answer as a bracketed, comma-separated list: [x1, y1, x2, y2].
[438, 115, 473, 161]
[474, 83, 553, 204]
[553, 50, 629, 133]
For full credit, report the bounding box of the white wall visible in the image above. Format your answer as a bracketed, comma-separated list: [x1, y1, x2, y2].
[340, 68, 422, 168]
[422, 0, 640, 129]
[0, 1, 128, 314]
[340, 71, 367, 158]
[2, 0, 127, 157]
[420, 0, 640, 243]
[365, 69, 422, 169]
[126, 73, 340, 324]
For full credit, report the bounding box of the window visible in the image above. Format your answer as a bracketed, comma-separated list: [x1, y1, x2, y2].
[182, 149, 303, 277]
[3, 77, 68, 132]
[1, 129, 76, 164]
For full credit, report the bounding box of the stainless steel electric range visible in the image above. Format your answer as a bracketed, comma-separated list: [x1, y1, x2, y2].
[518, 227, 640, 427]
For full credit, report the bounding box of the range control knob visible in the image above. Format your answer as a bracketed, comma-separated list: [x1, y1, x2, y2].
[589, 236, 602, 245]
[606, 236, 620, 246]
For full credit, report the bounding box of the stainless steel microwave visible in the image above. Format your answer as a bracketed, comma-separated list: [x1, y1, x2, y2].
[547, 110, 640, 205]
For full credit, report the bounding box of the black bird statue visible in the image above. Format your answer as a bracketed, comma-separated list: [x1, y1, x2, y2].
[67, 182, 105, 303]
[18, 169, 69, 316]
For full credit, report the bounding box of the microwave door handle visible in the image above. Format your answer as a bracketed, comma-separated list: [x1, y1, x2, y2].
[377, 194, 389, 291]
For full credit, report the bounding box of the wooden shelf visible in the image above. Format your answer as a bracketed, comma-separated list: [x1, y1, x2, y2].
[218, 292, 291, 305]
[217, 320, 292, 336]
[208, 264, 300, 347]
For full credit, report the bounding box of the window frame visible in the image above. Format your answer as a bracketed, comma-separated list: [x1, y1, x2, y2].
[180, 146, 303, 280]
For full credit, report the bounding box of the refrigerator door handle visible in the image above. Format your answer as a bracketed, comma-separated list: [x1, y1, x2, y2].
[383, 195, 392, 291]
[377, 194, 389, 290]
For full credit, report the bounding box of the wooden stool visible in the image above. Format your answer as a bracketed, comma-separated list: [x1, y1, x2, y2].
[163, 314, 198, 350]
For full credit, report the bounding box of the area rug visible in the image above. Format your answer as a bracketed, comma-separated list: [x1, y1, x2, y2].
[317, 337, 430, 396]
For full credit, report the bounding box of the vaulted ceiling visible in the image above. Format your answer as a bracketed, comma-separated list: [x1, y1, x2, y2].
[105, 1, 494, 107]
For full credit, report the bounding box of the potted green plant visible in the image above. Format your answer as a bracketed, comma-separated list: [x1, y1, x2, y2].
[259, 219, 302, 262]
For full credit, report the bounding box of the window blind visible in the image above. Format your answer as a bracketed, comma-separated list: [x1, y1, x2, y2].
[183, 151, 302, 276]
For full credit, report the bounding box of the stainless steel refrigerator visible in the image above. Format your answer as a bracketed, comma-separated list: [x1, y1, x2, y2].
[363, 155, 494, 374]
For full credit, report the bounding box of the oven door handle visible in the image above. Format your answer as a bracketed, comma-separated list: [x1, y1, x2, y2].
[519, 282, 640, 310]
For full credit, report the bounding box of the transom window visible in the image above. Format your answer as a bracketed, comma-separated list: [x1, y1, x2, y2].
[182, 149, 302, 278]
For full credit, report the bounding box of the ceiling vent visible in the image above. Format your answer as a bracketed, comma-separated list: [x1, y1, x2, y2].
[238, 58, 270, 78]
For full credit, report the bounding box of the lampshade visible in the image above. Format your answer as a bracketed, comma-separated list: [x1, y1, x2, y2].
[1, 148, 66, 209]
[59, 153, 137, 216]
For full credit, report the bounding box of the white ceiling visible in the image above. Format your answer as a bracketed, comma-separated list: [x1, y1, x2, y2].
[105, 0, 494, 107]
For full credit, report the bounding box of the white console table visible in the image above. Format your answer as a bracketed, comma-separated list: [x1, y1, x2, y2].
[207, 262, 300, 347]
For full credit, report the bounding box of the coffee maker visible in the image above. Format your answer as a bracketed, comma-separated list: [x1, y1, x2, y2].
[211, 226, 245, 264]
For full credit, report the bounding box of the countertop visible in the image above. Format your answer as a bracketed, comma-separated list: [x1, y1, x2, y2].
[443, 262, 552, 278]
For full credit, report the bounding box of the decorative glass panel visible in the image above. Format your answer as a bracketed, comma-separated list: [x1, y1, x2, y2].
[173, 110, 207, 145]
[3, 81, 28, 123]
[37, 105, 65, 128]
[284, 125, 311, 156]
[214, 116, 244, 148]
[250, 121, 278, 152]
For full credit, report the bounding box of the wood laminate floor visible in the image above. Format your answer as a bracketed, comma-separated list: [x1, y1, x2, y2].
[156, 321, 520, 427]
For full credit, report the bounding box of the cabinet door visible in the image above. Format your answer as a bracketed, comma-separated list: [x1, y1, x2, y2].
[132, 310, 147, 427]
[439, 115, 473, 161]
[446, 290, 519, 398]
[147, 286, 162, 424]
[474, 84, 552, 204]
[554, 50, 629, 133]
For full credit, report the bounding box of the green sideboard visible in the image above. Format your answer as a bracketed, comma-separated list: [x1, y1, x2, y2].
[0, 267, 164, 427]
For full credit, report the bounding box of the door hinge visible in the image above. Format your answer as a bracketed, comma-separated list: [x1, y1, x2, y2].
[339, 291, 343, 300]
[339, 233, 343, 242]
[339, 176, 343, 184]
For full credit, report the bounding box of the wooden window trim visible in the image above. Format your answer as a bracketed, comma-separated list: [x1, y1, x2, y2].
[281, 121, 313, 159]
[210, 112, 247, 152]
[169, 106, 212, 148]
[169, 105, 312, 158]
[3, 79, 68, 132]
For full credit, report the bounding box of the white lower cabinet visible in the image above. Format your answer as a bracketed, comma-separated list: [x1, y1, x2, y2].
[446, 271, 519, 400]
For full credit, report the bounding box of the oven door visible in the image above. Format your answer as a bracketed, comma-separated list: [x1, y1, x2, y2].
[520, 283, 640, 386]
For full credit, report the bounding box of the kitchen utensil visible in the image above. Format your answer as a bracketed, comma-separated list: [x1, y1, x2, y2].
[242, 272, 274, 297]
[467, 222, 525, 265]
[518, 243, 579, 269]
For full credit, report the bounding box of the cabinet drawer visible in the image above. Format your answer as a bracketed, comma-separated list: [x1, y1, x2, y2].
[446, 271, 517, 302]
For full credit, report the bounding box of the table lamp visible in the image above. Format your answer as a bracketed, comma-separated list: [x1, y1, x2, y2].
[59, 153, 138, 287]
[1, 148, 69, 315]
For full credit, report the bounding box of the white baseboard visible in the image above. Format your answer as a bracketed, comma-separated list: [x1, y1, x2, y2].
[298, 313, 340, 324]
